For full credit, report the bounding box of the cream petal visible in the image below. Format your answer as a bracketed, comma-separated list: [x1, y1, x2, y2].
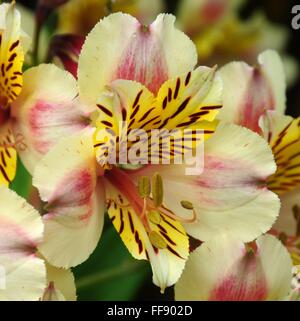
[12, 64, 90, 174]
[78, 13, 197, 105]
[134, 122, 279, 242]
[44, 262, 76, 301]
[218, 50, 286, 133]
[175, 234, 293, 301]
[33, 129, 105, 268]
[0, 186, 46, 301]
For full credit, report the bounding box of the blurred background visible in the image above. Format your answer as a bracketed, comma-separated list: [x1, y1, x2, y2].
[14, 0, 300, 300]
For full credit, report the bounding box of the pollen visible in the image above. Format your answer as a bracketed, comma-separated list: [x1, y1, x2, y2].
[152, 173, 163, 207]
[149, 231, 167, 249]
[180, 200, 194, 210]
[147, 210, 161, 225]
[138, 176, 151, 198]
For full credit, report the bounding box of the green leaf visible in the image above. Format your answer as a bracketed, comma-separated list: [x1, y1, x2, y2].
[74, 225, 150, 301]
[10, 157, 32, 199]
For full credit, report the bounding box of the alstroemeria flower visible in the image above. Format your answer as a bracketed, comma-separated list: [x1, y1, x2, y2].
[30, 65, 224, 293]
[0, 186, 76, 301]
[175, 234, 296, 301]
[31, 109, 279, 293]
[0, 2, 30, 186]
[12, 13, 279, 292]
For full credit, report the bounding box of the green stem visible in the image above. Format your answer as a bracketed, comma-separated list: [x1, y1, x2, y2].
[32, 22, 41, 65]
[76, 260, 147, 290]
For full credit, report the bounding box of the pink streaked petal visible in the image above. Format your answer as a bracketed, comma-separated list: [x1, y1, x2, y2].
[130, 123, 279, 242]
[114, 27, 168, 94]
[175, 235, 293, 301]
[34, 130, 105, 268]
[12, 64, 90, 174]
[209, 253, 268, 301]
[78, 13, 197, 105]
[218, 50, 286, 133]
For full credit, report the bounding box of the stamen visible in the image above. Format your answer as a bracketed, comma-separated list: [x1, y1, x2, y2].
[141, 198, 148, 219]
[180, 200, 194, 210]
[147, 210, 161, 225]
[149, 231, 167, 249]
[152, 172, 163, 207]
[149, 201, 197, 223]
[138, 176, 151, 198]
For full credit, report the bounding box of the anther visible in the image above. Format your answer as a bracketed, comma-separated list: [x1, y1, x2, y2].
[180, 200, 194, 210]
[138, 176, 151, 198]
[149, 231, 167, 249]
[152, 173, 163, 207]
[147, 210, 161, 225]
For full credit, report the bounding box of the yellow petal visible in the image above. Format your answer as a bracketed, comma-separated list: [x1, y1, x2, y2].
[0, 123, 16, 186]
[104, 174, 189, 292]
[0, 2, 24, 105]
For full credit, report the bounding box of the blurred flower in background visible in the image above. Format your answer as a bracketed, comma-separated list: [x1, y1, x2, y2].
[176, 0, 298, 85]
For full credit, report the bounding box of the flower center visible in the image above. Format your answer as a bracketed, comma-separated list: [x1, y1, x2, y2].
[105, 166, 196, 248]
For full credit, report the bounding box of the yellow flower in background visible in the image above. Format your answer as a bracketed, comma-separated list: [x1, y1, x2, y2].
[0, 2, 29, 186]
[176, 0, 297, 85]
[57, 0, 164, 36]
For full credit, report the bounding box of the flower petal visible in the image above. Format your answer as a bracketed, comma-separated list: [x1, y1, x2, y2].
[12, 64, 90, 174]
[104, 168, 189, 293]
[218, 50, 286, 133]
[44, 262, 76, 301]
[93, 66, 221, 167]
[260, 111, 300, 195]
[0, 123, 17, 186]
[175, 234, 293, 301]
[0, 186, 46, 301]
[0, 2, 24, 106]
[135, 122, 279, 242]
[33, 129, 105, 268]
[78, 13, 197, 105]
[273, 188, 300, 236]
[48, 34, 84, 79]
